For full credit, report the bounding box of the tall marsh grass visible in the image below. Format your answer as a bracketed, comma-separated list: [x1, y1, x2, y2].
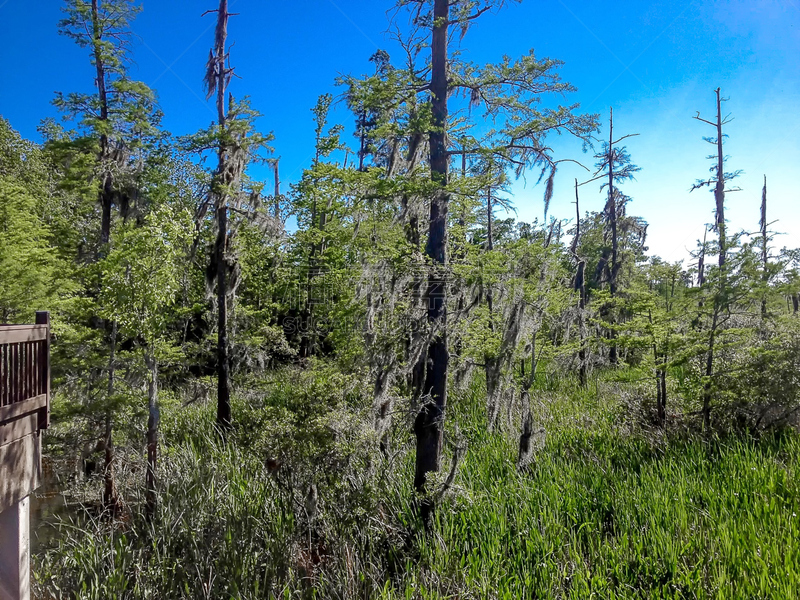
[34, 369, 800, 598]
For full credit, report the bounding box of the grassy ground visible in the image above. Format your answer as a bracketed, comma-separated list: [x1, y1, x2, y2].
[33, 368, 800, 599]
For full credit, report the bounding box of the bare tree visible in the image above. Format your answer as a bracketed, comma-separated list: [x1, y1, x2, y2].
[200, 0, 273, 429]
[272, 158, 282, 222]
[691, 87, 742, 429]
[204, 0, 235, 429]
[760, 175, 768, 318]
[572, 179, 588, 387]
[583, 108, 639, 364]
[413, 0, 450, 523]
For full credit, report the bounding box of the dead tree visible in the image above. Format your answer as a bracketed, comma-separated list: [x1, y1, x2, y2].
[273, 158, 282, 222]
[691, 87, 741, 430]
[572, 179, 588, 387]
[760, 175, 768, 318]
[697, 227, 708, 287]
[414, 0, 450, 525]
[583, 108, 639, 365]
[204, 0, 236, 429]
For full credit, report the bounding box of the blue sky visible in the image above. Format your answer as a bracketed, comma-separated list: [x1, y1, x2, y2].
[1, 0, 797, 262]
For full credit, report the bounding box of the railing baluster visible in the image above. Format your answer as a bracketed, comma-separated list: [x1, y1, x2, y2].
[11, 343, 16, 405]
[23, 343, 28, 401]
[28, 342, 34, 400]
[17, 343, 22, 404]
[23, 343, 29, 401]
[15, 343, 21, 404]
[34, 341, 40, 397]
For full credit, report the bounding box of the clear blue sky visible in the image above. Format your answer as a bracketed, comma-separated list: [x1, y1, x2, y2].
[1, 0, 798, 262]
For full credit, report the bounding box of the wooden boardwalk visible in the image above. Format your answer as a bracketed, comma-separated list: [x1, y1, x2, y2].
[0, 313, 50, 600]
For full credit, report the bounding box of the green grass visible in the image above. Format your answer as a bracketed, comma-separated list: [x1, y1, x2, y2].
[34, 369, 800, 599]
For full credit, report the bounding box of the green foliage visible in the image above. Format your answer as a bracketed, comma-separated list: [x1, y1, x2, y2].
[0, 176, 61, 322]
[34, 374, 800, 599]
[56, 0, 161, 145]
[0, 119, 72, 322]
[98, 204, 192, 350]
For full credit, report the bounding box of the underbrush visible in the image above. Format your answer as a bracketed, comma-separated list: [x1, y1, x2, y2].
[34, 366, 800, 599]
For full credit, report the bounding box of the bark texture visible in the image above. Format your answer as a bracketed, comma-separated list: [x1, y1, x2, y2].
[414, 0, 450, 525]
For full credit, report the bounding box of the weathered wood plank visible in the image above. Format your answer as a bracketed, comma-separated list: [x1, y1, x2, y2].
[0, 415, 37, 448]
[0, 396, 47, 427]
[0, 433, 41, 514]
[0, 327, 48, 345]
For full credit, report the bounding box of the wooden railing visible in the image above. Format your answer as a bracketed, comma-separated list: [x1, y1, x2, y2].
[0, 313, 50, 600]
[0, 312, 50, 432]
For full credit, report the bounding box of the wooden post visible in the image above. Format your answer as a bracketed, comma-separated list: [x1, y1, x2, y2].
[35, 313, 49, 431]
[0, 496, 30, 600]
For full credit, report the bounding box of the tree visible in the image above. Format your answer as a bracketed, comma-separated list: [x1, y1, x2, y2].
[582, 108, 640, 364]
[571, 179, 589, 387]
[691, 87, 742, 429]
[0, 120, 64, 324]
[297, 94, 345, 358]
[692, 88, 742, 272]
[98, 204, 192, 515]
[759, 176, 769, 318]
[55, 0, 161, 512]
[195, 0, 273, 429]
[387, 0, 597, 522]
[56, 0, 161, 249]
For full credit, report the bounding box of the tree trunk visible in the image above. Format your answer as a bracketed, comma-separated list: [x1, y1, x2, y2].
[760, 175, 768, 318]
[607, 108, 619, 365]
[485, 357, 501, 431]
[517, 391, 534, 468]
[358, 108, 367, 171]
[273, 159, 281, 222]
[714, 88, 726, 271]
[216, 203, 231, 428]
[145, 352, 159, 518]
[702, 88, 728, 431]
[702, 309, 718, 431]
[577, 260, 587, 387]
[573, 179, 588, 387]
[102, 321, 119, 516]
[659, 359, 667, 424]
[212, 0, 232, 429]
[484, 184, 498, 428]
[697, 227, 707, 287]
[91, 0, 113, 250]
[655, 345, 662, 420]
[518, 331, 540, 467]
[414, 0, 449, 526]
